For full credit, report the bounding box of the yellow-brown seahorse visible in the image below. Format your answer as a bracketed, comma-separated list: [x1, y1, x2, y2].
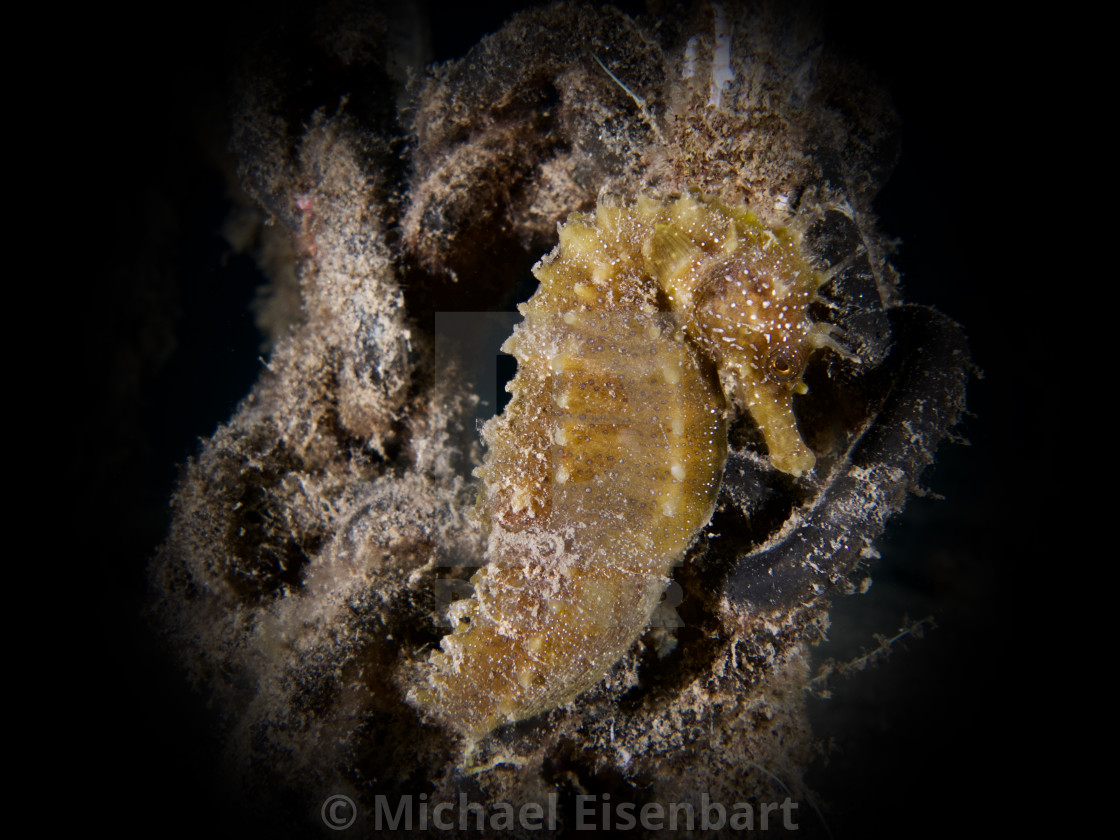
[410, 193, 839, 738]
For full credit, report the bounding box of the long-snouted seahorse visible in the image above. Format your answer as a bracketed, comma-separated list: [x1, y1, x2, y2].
[409, 193, 838, 738]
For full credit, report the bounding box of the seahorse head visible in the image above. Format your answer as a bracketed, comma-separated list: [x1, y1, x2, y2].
[642, 194, 831, 477]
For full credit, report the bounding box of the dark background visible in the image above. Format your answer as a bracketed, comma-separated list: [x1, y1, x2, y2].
[66, 1, 1032, 837]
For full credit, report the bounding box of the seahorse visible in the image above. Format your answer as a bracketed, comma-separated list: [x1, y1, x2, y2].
[409, 193, 837, 738]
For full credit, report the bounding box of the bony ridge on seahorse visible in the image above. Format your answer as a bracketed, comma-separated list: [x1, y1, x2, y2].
[409, 192, 843, 739]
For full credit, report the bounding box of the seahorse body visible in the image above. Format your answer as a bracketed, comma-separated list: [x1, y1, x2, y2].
[411, 194, 829, 737]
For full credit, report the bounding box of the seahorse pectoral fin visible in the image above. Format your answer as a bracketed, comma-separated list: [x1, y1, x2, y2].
[647, 224, 700, 287]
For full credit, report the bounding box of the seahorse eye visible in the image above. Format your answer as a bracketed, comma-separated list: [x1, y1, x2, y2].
[766, 350, 803, 385]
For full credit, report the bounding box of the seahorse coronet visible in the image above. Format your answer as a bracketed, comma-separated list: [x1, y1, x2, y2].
[410, 192, 832, 738]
